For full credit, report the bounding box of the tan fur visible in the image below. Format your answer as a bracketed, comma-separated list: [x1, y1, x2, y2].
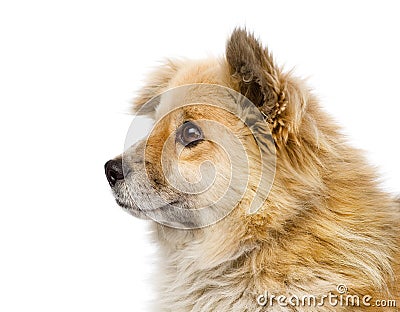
[111, 29, 400, 311]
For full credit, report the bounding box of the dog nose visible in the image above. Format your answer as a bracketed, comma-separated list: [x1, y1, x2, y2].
[105, 159, 124, 187]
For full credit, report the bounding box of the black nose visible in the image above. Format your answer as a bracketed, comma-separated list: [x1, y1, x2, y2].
[104, 159, 124, 187]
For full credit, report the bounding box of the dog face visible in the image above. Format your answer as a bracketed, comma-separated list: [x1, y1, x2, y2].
[107, 82, 277, 229]
[105, 29, 302, 231]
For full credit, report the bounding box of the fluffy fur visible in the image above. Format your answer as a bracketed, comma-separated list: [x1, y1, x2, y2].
[107, 28, 400, 311]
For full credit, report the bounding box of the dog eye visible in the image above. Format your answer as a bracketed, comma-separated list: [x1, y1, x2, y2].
[177, 121, 204, 147]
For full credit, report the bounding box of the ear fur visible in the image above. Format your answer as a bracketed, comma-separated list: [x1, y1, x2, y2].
[226, 28, 300, 144]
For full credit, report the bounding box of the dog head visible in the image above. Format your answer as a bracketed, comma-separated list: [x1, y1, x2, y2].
[105, 28, 313, 237]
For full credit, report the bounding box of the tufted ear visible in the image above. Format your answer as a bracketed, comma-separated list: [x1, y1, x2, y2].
[226, 28, 295, 142]
[132, 59, 180, 117]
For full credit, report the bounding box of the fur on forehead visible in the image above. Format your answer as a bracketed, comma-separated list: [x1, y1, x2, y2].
[132, 58, 230, 117]
[154, 83, 240, 121]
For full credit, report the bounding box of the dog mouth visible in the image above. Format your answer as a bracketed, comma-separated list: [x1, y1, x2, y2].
[114, 197, 150, 219]
[110, 182, 146, 217]
[116, 198, 180, 212]
[113, 187, 182, 220]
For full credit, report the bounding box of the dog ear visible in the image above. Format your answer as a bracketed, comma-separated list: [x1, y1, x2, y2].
[132, 59, 180, 116]
[226, 28, 296, 143]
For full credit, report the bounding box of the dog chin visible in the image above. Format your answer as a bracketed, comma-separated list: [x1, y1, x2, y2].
[115, 199, 150, 220]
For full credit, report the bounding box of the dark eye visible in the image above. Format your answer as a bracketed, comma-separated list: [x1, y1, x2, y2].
[176, 121, 204, 147]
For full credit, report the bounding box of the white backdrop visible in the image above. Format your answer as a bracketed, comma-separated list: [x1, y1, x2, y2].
[1, 1, 399, 311]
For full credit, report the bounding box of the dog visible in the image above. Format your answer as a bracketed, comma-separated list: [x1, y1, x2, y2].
[105, 28, 400, 311]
